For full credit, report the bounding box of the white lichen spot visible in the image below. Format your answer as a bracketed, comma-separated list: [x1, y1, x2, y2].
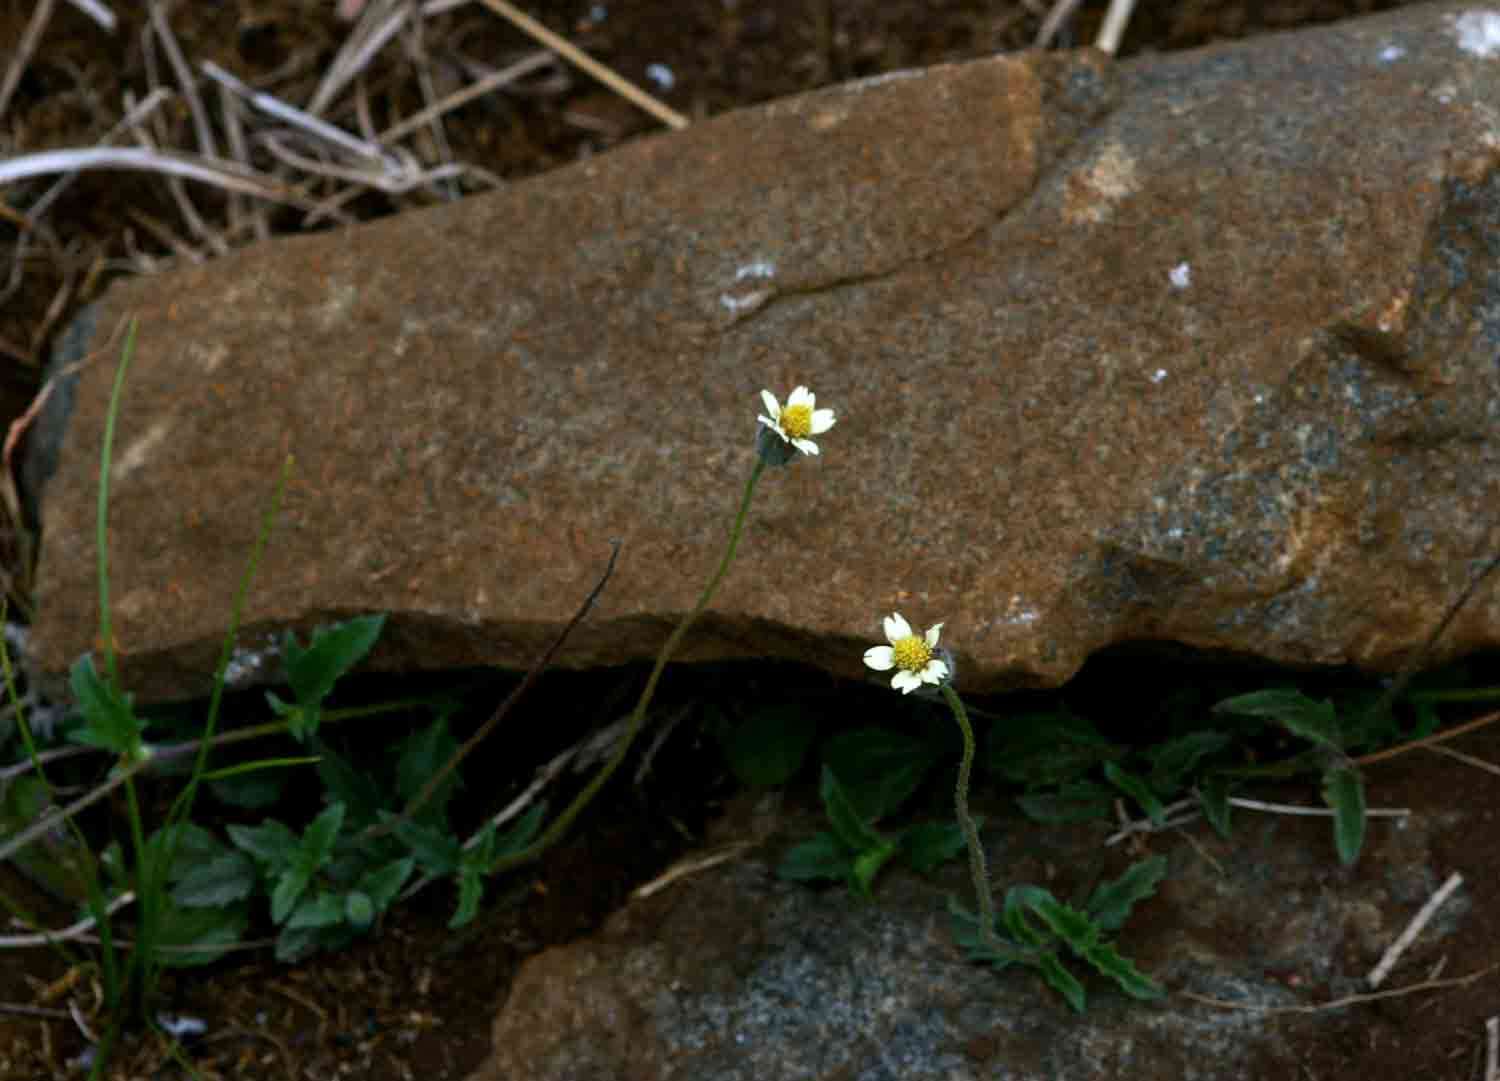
[1378, 43, 1406, 62]
[1063, 140, 1140, 225]
[645, 63, 675, 90]
[1452, 10, 1500, 56]
[111, 418, 173, 483]
[1150, 368, 1168, 384]
[720, 261, 777, 316]
[190, 342, 229, 373]
[1168, 262, 1192, 290]
[1002, 596, 1040, 626]
[223, 639, 279, 688]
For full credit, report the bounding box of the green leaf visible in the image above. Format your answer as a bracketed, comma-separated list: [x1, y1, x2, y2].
[1146, 730, 1231, 793]
[1214, 689, 1343, 749]
[345, 890, 375, 928]
[1081, 940, 1165, 1000]
[946, 896, 1023, 969]
[1029, 894, 1099, 952]
[317, 747, 390, 828]
[1002, 885, 1056, 947]
[284, 615, 386, 707]
[67, 655, 143, 757]
[271, 867, 314, 925]
[226, 819, 300, 869]
[172, 851, 257, 908]
[820, 765, 887, 854]
[287, 890, 345, 929]
[358, 857, 414, 912]
[720, 703, 818, 787]
[849, 841, 898, 899]
[296, 802, 346, 874]
[897, 819, 970, 875]
[1322, 765, 1366, 865]
[822, 728, 944, 822]
[1015, 780, 1113, 824]
[1103, 763, 1165, 826]
[1198, 775, 1233, 839]
[147, 822, 226, 883]
[208, 769, 288, 810]
[449, 866, 484, 930]
[396, 718, 460, 820]
[1039, 953, 1087, 1013]
[152, 902, 249, 968]
[987, 709, 1114, 786]
[777, 833, 851, 883]
[492, 803, 547, 859]
[1086, 856, 1167, 933]
[393, 816, 463, 875]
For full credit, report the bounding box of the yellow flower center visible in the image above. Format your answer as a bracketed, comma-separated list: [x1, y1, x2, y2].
[779, 403, 814, 440]
[891, 635, 932, 673]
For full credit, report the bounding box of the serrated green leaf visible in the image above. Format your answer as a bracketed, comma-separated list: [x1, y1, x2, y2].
[1198, 775, 1233, 839]
[947, 896, 1022, 969]
[1322, 765, 1366, 865]
[1039, 953, 1087, 1013]
[777, 832, 851, 883]
[1081, 939, 1165, 1000]
[1214, 689, 1343, 749]
[721, 703, 818, 788]
[898, 819, 969, 875]
[820, 765, 887, 853]
[1087, 855, 1167, 933]
[285, 615, 386, 707]
[147, 822, 225, 882]
[172, 851, 257, 908]
[227, 819, 300, 869]
[152, 902, 250, 968]
[287, 890, 345, 929]
[1002, 885, 1055, 947]
[1029, 894, 1099, 952]
[822, 729, 943, 822]
[1103, 762, 1165, 825]
[67, 655, 142, 757]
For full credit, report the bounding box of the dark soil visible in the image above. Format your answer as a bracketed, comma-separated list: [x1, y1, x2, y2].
[2, 2, 1491, 1080]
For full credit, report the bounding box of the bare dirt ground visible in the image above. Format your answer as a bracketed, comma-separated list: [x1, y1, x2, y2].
[4, 2, 1495, 1080]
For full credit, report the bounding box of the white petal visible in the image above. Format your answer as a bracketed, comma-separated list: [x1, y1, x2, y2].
[883, 613, 912, 643]
[791, 438, 819, 455]
[922, 660, 949, 684]
[809, 408, 836, 434]
[863, 645, 895, 671]
[892, 670, 921, 694]
[759, 390, 781, 419]
[925, 622, 944, 648]
[788, 385, 814, 407]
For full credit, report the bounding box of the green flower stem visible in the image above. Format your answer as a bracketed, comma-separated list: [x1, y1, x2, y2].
[941, 682, 1002, 953]
[492, 456, 769, 872]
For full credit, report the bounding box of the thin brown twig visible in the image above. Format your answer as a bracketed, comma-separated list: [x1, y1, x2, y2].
[1180, 960, 1500, 1015]
[1355, 708, 1500, 768]
[361, 539, 621, 842]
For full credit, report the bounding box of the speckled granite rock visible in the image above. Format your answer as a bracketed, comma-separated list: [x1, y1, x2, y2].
[27, 2, 1500, 702]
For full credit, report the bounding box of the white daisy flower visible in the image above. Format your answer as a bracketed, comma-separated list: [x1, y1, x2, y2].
[757, 385, 836, 457]
[863, 612, 950, 694]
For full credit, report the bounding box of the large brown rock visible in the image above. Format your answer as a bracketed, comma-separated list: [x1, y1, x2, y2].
[28, 3, 1500, 702]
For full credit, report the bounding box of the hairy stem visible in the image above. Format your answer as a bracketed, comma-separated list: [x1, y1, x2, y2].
[942, 682, 1003, 953]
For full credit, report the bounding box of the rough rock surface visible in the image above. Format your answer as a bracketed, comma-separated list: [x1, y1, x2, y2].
[28, 3, 1500, 701]
[464, 768, 1475, 1081]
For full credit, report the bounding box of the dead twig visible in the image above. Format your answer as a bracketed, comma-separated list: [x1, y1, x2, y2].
[1367, 872, 1464, 988]
[1181, 960, 1500, 1015]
